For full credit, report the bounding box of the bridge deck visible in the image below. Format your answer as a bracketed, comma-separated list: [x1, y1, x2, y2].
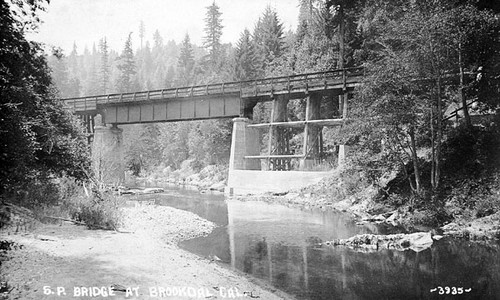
[63, 67, 363, 115]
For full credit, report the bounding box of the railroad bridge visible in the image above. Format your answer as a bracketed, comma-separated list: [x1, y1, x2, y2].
[63, 67, 363, 194]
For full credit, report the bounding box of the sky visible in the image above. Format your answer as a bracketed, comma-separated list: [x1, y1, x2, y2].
[29, 0, 300, 54]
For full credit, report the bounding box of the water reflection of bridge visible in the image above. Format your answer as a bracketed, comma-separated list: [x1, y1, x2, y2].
[180, 197, 500, 299]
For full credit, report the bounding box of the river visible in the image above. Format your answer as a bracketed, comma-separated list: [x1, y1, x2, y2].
[133, 186, 500, 300]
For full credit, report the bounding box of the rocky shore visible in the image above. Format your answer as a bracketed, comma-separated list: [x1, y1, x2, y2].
[321, 231, 439, 253]
[231, 190, 500, 241]
[0, 204, 289, 300]
[131, 162, 227, 193]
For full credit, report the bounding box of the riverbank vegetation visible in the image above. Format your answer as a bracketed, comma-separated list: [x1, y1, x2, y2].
[336, 1, 500, 229]
[2, 0, 500, 232]
[0, 0, 121, 230]
[105, 0, 500, 230]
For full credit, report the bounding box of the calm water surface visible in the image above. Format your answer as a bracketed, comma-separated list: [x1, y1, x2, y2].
[137, 187, 500, 300]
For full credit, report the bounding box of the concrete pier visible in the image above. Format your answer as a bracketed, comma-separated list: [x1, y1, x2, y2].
[92, 124, 125, 185]
[228, 118, 261, 171]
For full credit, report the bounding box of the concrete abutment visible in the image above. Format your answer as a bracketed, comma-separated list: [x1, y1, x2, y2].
[228, 118, 261, 171]
[91, 122, 125, 185]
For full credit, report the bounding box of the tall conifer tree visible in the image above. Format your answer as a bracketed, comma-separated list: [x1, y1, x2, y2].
[253, 6, 285, 75]
[203, 1, 223, 69]
[177, 33, 195, 85]
[98, 37, 110, 94]
[115, 33, 136, 93]
[234, 28, 257, 80]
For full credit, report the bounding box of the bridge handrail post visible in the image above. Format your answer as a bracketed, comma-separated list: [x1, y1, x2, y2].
[222, 83, 225, 95]
[175, 88, 178, 98]
[342, 68, 347, 92]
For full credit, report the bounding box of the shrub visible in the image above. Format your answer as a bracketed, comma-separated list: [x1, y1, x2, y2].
[340, 168, 370, 196]
[13, 174, 61, 209]
[2, 174, 122, 230]
[70, 195, 122, 230]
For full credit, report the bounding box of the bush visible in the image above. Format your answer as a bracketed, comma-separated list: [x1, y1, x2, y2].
[70, 195, 122, 230]
[17, 177, 61, 208]
[57, 177, 123, 230]
[2, 174, 123, 230]
[340, 168, 370, 196]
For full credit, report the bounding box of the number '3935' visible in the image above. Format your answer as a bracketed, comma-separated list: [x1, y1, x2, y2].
[430, 286, 472, 295]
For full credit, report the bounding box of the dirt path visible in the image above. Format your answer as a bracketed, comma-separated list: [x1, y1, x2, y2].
[0, 205, 290, 300]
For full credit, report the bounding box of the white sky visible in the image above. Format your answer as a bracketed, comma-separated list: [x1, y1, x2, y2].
[29, 0, 300, 54]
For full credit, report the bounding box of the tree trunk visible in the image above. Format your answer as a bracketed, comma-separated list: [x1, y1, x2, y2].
[338, 3, 345, 69]
[458, 43, 472, 128]
[409, 127, 421, 195]
[435, 75, 443, 189]
[430, 106, 436, 189]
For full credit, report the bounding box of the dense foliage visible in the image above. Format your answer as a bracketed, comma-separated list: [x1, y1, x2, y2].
[344, 0, 499, 200]
[1, 0, 89, 200]
[47, 0, 500, 221]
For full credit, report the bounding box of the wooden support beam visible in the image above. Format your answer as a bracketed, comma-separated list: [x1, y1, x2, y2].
[303, 96, 310, 157]
[267, 99, 275, 168]
[247, 119, 343, 128]
[245, 154, 304, 159]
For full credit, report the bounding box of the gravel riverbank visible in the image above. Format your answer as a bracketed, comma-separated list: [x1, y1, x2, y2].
[0, 204, 290, 300]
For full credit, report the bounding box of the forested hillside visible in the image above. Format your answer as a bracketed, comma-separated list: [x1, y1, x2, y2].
[48, 0, 500, 224]
[49, 1, 354, 176]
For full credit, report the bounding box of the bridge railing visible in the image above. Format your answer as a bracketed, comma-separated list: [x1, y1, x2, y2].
[63, 67, 364, 112]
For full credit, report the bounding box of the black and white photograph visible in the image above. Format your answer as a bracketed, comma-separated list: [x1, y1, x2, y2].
[1, 0, 499, 299]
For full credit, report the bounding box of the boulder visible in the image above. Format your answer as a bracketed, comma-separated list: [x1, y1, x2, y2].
[143, 188, 164, 194]
[385, 211, 400, 226]
[405, 232, 433, 252]
[432, 235, 444, 241]
[322, 231, 433, 253]
[362, 214, 386, 223]
[209, 181, 225, 192]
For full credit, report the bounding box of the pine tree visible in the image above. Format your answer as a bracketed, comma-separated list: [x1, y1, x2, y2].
[292, 0, 338, 73]
[234, 28, 257, 80]
[116, 32, 136, 93]
[139, 41, 153, 89]
[153, 29, 163, 49]
[68, 41, 79, 76]
[139, 20, 145, 50]
[177, 33, 195, 85]
[98, 37, 110, 94]
[253, 6, 285, 75]
[203, 1, 223, 69]
[165, 65, 175, 87]
[48, 51, 81, 97]
[299, 0, 323, 31]
[324, 0, 365, 68]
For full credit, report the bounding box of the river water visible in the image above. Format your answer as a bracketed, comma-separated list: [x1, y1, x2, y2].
[138, 186, 500, 300]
